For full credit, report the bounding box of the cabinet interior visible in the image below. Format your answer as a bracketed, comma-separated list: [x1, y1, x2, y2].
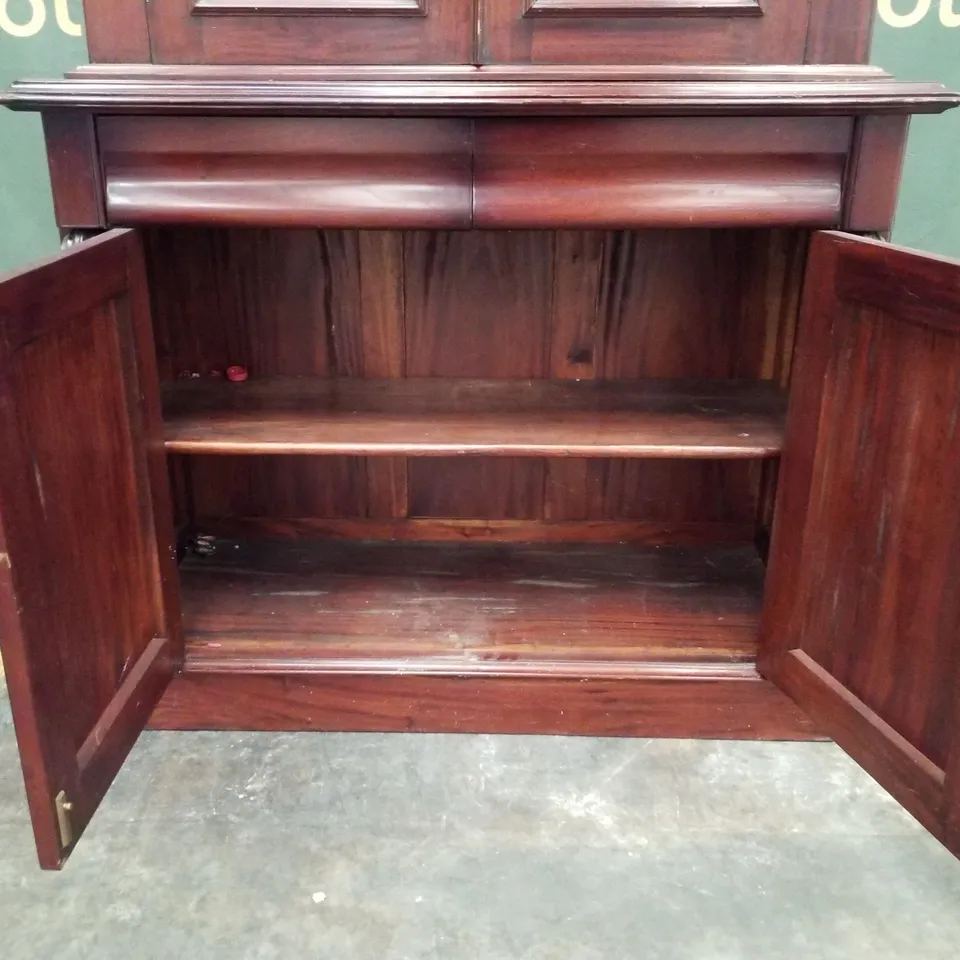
[145, 225, 808, 678]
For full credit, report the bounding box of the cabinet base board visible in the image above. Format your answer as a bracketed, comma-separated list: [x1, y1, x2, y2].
[148, 670, 821, 739]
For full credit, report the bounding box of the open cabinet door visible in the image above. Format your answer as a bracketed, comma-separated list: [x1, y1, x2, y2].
[0, 230, 181, 869]
[761, 232, 960, 857]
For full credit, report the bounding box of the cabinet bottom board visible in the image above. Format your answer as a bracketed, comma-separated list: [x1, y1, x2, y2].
[178, 537, 767, 671]
[151, 535, 817, 738]
[148, 671, 820, 739]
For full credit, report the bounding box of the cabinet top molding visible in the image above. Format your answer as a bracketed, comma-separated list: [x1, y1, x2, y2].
[4, 65, 958, 117]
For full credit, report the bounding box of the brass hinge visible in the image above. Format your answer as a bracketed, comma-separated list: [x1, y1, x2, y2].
[54, 790, 74, 849]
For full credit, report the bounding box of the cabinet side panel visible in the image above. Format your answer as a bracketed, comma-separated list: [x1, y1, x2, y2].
[805, 0, 875, 64]
[842, 116, 910, 235]
[42, 113, 106, 230]
[83, 0, 151, 62]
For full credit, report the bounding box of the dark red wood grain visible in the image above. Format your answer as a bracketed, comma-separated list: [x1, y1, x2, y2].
[194, 516, 758, 545]
[761, 232, 960, 854]
[82, 0, 151, 62]
[98, 117, 473, 228]
[805, 0, 876, 65]
[179, 537, 767, 667]
[479, 0, 809, 65]
[147, 0, 471, 64]
[146, 226, 801, 530]
[7, 73, 958, 117]
[162, 377, 787, 458]
[150, 672, 819, 739]
[71, 0, 878, 70]
[842, 116, 910, 234]
[0, 231, 181, 868]
[41, 112, 105, 229]
[474, 117, 850, 228]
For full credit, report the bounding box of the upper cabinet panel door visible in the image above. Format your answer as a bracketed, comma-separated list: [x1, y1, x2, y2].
[0, 231, 182, 869]
[479, 0, 846, 65]
[761, 233, 960, 859]
[147, 0, 473, 64]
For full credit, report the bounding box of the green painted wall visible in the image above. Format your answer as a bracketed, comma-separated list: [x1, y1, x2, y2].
[0, 0, 86, 273]
[873, 2, 960, 257]
[0, 2, 958, 273]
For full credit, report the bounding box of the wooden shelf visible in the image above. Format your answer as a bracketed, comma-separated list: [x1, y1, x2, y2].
[162, 378, 786, 459]
[179, 537, 765, 677]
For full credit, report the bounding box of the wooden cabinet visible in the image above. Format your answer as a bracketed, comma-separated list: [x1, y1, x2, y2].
[3, 0, 960, 873]
[141, 0, 474, 66]
[86, 0, 875, 66]
[477, 0, 870, 65]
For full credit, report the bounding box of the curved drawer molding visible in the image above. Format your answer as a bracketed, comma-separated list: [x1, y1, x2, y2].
[474, 117, 852, 228]
[98, 117, 472, 228]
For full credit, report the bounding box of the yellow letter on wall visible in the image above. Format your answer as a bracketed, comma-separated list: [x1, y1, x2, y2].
[878, 0, 932, 26]
[53, 0, 81, 35]
[941, 0, 960, 26]
[0, 0, 46, 37]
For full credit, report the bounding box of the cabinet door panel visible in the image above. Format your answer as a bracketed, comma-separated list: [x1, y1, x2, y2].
[761, 232, 960, 856]
[0, 231, 181, 869]
[479, 0, 811, 65]
[148, 0, 473, 65]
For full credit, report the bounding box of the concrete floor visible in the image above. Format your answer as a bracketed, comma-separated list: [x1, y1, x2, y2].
[2, 681, 960, 958]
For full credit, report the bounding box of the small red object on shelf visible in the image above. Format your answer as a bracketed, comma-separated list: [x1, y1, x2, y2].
[226, 365, 249, 383]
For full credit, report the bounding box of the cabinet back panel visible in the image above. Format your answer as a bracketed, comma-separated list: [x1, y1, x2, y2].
[145, 227, 805, 532]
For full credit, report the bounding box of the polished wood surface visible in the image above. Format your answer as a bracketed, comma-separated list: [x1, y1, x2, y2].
[195, 516, 757, 545]
[474, 117, 850, 228]
[0, 231, 181, 869]
[523, 0, 762, 16]
[480, 0, 809, 65]
[98, 117, 472, 228]
[192, 0, 428, 13]
[162, 378, 787, 458]
[146, 226, 801, 529]
[842, 115, 910, 233]
[41, 112, 105, 229]
[147, 0, 471, 65]
[805, 0, 877, 65]
[150, 670, 820, 738]
[73, 0, 878, 68]
[64, 63, 902, 82]
[82, 0, 151, 62]
[761, 233, 960, 857]
[8, 73, 958, 116]
[11, 0, 960, 869]
[180, 537, 765, 669]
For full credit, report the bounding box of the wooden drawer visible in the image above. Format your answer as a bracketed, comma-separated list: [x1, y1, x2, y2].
[473, 117, 853, 228]
[478, 0, 872, 66]
[145, 0, 473, 65]
[97, 116, 473, 228]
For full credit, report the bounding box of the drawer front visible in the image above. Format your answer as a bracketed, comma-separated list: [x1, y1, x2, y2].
[473, 118, 853, 228]
[147, 0, 473, 65]
[98, 117, 473, 228]
[480, 0, 815, 65]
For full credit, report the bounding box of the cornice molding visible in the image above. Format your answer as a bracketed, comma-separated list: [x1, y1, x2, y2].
[4, 66, 958, 117]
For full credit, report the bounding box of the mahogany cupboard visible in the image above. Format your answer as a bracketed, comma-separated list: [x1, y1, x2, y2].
[2, 1, 960, 872]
